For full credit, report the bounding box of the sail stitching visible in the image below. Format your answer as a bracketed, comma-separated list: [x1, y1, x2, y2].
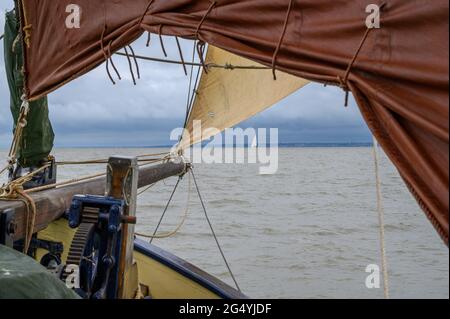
[272, 0, 294, 80]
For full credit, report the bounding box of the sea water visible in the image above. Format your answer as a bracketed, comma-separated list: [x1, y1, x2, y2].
[1, 147, 448, 299]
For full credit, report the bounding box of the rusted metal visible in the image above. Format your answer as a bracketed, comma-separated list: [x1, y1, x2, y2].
[106, 156, 138, 299]
[0, 161, 187, 242]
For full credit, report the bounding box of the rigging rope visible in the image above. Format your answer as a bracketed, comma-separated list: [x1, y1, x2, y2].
[0, 165, 9, 177]
[3, 96, 31, 175]
[21, 155, 170, 194]
[372, 136, 390, 299]
[56, 152, 171, 165]
[115, 52, 269, 71]
[57, 156, 169, 166]
[181, 40, 202, 135]
[190, 169, 242, 292]
[136, 172, 191, 239]
[138, 183, 157, 196]
[147, 176, 182, 244]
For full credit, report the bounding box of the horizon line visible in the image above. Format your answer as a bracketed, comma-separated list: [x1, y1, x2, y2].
[0, 142, 374, 150]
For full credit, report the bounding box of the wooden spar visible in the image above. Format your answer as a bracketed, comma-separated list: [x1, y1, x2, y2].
[0, 162, 187, 242]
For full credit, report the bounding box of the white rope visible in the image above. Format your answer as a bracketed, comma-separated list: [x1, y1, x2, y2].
[372, 136, 390, 299]
[136, 172, 191, 240]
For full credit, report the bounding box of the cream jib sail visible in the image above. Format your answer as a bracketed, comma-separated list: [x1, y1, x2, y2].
[178, 46, 309, 150]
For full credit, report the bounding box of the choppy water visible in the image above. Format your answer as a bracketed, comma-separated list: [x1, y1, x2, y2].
[1, 147, 448, 299]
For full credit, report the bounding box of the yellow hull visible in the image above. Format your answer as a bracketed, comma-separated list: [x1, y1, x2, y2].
[36, 219, 245, 299]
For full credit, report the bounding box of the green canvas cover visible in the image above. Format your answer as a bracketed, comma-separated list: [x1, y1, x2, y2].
[0, 245, 79, 299]
[3, 9, 54, 167]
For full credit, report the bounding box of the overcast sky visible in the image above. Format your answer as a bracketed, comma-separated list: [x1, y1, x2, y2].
[0, 4, 371, 148]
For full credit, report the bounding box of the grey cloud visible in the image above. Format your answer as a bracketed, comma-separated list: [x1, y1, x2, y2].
[0, 3, 370, 148]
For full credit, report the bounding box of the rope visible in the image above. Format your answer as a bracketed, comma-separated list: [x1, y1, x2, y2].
[26, 156, 171, 194]
[175, 36, 188, 76]
[138, 183, 157, 196]
[194, 1, 217, 72]
[136, 172, 191, 239]
[21, 0, 32, 48]
[9, 96, 30, 161]
[16, 189, 36, 253]
[190, 169, 242, 292]
[0, 165, 10, 177]
[0, 193, 35, 253]
[146, 32, 151, 47]
[124, 46, 137, 85]
[139, 0, 155, 25]
[0, 164, 49, 253]
[100, 24, 119, 85]
[56, 152, 171, 165]
[25, 172, 106, 194]
[1, 96, 31, 178]
[158, 25, 168, 57]
[115, 51, 269, 70]
[57, 158, 164, 165]
[272, 0, 294, 80]
[128, 45, 141, 80]
[372, 136, 390, 299]
[181, 40, 201, 135]
[194, 1, 217, 38]
[147, 176, 182, 244]
[338, 2, 386, 107]
[100, 1, 122, 85]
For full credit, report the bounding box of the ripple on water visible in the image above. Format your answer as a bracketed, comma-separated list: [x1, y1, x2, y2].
[6, 147, 445, 299]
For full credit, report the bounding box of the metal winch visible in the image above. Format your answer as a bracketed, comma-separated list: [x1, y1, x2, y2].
[64, 195, 135, 299]
[61, 156, 139, 299]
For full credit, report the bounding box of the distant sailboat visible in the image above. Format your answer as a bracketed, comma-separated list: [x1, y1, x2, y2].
[251, 135, 258, 149]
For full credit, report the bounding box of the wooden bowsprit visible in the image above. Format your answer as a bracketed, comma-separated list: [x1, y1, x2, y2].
[0, 161, 187, 246]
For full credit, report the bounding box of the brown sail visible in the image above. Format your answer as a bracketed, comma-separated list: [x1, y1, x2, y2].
[18, 0, 449, 243]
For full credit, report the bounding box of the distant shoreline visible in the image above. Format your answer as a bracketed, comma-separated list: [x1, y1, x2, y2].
[0, 143, 374, 150]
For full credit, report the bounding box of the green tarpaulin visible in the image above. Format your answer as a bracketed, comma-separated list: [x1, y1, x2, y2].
[0, 245, 79, 299]
[3, 9, 54, 167]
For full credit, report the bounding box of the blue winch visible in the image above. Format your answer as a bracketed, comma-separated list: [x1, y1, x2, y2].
[65, 194, 135, 299]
